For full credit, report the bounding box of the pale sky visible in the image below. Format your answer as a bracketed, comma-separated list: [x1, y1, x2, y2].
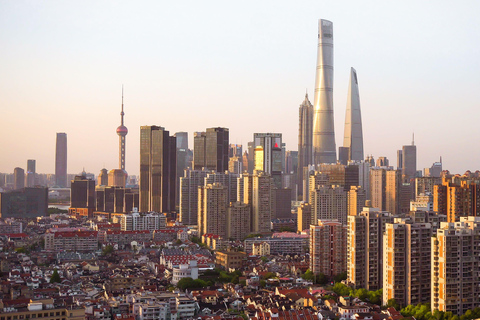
[1, 1, 479, 176]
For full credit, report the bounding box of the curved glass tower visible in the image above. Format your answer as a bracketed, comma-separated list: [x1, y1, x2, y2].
[312, 19, 336, 164]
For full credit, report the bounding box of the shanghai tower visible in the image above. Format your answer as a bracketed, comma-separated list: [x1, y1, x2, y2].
[343, 67, 364, 161]
[312, 19, 336, 164]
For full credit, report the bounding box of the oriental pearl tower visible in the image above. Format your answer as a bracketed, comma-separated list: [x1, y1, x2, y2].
[117, 86, 128, 171]
[107, 86, 128, 187]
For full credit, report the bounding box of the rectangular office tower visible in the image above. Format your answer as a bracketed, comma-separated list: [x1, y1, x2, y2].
[139, 126, 176, 213]
[253, 133, 283, 188]
[194, 127, 229, 172]
[55, 133, 67, 188]
[312, 19, 336, 164]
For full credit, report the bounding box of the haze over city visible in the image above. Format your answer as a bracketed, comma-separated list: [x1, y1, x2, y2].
[1, 1, 480, 175]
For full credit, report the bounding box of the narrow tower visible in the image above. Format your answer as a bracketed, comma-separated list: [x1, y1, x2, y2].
[116, 86, 128, 171]
[297, 92, 313, 197]
[343, 67, 364, 161]
[312, 19, 336, 164]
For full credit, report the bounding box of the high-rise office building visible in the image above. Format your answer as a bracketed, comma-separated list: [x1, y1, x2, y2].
[370, 168, 409, 214]
[175, 132, 189, 150]
[397, 150, 403, 170]
[310, 219, 347, 277]
[342, 67, 364, 162]
[193, 127, 229, 172]
[55, 133, 68, 188]
[139, 126, 176, 213]
[246, 142, 255, 174]
[312, 19, 336, 164]
[70, 174, 96, 209]
[402, 137, 417, 181]
[198, 183, 228, 238]
[298, 93, 313, 196]
[432, 217, 480, 315]
[347, 206, 393, 291]
[253, 133, 283, 188]
[0, 187, 48, 218]
[13, 167, 25, 190]
[26, 159, 36, 187]
[383, 218, 432, 307]
[175, 132, 189, 206]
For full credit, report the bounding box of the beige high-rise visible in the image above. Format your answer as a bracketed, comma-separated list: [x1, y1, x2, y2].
[432, 217, 480, 315]
[226, 202, 251, 240]
[383, 218, 432, 307]
[252, 172, 272, 234]
[198, 183, 228, 238]
[347, 206, 393, 291]
[311, 185, 347, 225]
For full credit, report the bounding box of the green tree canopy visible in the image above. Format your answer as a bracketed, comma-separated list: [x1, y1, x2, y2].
[50, 269, 61, 283]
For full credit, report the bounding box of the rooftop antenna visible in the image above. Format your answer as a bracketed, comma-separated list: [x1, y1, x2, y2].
[412, 133, 415, 145]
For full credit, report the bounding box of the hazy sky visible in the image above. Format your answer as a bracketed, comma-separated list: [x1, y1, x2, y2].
[1, 1, 480, 176]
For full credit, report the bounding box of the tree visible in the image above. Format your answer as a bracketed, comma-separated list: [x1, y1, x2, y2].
[334, 272, 347, 283]
[302, 270, 314, 281]
[260, 256, 269, 263]
[102, 245, 114, 256]
[385, 298, 400, 310]
[50, 269, 61, 283]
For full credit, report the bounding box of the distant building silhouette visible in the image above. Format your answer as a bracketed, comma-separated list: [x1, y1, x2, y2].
[55, 132, 67, 187]
[13, 167, 24, 190]
[26, 159, 36, 187]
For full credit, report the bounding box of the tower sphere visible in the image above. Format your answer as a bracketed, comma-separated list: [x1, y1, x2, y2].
[117, 125, 128, 136]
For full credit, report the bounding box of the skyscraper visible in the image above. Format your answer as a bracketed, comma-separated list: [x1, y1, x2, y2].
[198, 183, 228, 238]
[253, 133, 282, 188]
[402, 136, 417, 181]
[312, 19, 336, 164]
[13, 167, 25, 190]
[297, 93, 313, 197]
[139, 126, 176, 213]
[26, 159, 36, 187]
[55, 133, 67, 187]
[193, 128, 229, 172]
[342, 67, 364, 162]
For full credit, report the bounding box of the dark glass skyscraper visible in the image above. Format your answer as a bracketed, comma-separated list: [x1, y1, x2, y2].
[193, 127, 229, 172]
[14, 167, 25, 190]
[55, 133, 67, 187]
[139, 126, 176, 213]
[26, 159, 36, 187]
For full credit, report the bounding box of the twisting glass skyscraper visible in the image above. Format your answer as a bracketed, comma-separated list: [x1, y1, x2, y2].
[343, 67, 364, 162]
[312, 19, 336, 164]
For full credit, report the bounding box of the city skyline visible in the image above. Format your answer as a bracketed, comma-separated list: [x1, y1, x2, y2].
[1, 1, 480, 175]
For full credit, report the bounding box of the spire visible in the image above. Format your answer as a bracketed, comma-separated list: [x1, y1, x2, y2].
[412, 132, 415, 146]
[121, 85, 125, 126]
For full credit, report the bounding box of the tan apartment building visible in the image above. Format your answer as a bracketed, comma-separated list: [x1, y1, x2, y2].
[310, 219, 347, 277]
[198, 183, 228, 238]
[383, 218, 432, 307]
[347, 206, 393, 291]
[432, 217, 480, 315]
[226, 201, 250, 240]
